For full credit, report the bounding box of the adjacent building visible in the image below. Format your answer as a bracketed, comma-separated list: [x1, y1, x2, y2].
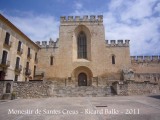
[0, 14, 40, 82]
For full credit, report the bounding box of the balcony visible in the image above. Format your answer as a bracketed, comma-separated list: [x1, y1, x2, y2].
[27, 54, 32, 59]
[0, 59, 10, 68]
[15, 65, 22, 73]
[24, 68, 31, 76]
[17, 48, 23, 55]
[3, 41, 12, 49]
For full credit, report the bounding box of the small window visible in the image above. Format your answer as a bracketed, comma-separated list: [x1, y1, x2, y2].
[15, 57, 20, 69]
[35, 52, 37, 61]
[17, 41, 22, 52]
[2, 50, 8, 64]
[14, 75, 18, 81]
[5, 32, 10, 45]
[27, 47, 30, 57]
[50, 56, 53, 65]
[26, 62, 29, 70]
[34, 65, 36, 77]
[112, 55, 115, 64]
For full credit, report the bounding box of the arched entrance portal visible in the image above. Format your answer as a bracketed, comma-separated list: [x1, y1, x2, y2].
[78, 73, 87, 86]
[72, 66, 93, 86]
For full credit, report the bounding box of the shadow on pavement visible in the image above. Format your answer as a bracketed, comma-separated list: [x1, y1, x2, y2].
[148, 95, 160, 100]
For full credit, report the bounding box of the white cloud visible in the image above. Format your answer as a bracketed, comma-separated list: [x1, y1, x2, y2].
[104, 16, 160, 55]
[1, 0, 160, 56]
[70, 0, 160, 55]
[104, 0, 160, 55]
[154, 2, 160, 14]
[74, 2, 83, 10]
[3, 12, 59, 41]
[121, 0, 155, 20]
[109, 0, 124, 10]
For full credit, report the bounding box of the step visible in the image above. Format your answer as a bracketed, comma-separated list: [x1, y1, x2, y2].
[1, 93, 12, 100]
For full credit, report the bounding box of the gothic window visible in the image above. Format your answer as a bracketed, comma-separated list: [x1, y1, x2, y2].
[112, 55, 115, 64]
[77, 31, 87, 59]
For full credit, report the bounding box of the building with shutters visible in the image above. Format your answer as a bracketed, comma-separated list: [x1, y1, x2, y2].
[0, 14, 40, 82]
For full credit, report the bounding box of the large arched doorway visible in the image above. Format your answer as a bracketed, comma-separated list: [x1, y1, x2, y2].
[6, 83, 11, 93]
[78, 73, 87, 86]
[72, 66, 93, 86]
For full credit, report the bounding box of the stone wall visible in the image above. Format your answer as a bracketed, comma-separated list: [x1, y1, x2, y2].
[0, 82, 4, 98]
[48, 85, 111, 97]
[112, 80, 159, 96]
[0, 80, 112, 99]
[134, 73, 160, 87]
[131, 56, 160, 74]
[0, 79, 159, 99]
[13, 80, 50, 98]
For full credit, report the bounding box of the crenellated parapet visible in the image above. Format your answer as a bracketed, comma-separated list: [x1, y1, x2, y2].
[131, 55, 160, 63]
[35, 38, 59, 48]
[60, 15, 103, 23]
[105, 40, 130, 47]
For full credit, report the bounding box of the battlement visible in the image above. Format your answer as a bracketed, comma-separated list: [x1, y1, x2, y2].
[105, 40, 130, 47]
[35, 38, 59, 48]
[131, 56, 160, 63]
[60, 15, 103, 23]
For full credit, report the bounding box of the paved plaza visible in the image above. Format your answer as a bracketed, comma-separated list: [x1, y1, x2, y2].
[0, 95, 160, 120]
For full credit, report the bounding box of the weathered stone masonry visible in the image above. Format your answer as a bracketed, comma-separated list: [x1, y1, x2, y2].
[0, 79, 159, 99]
[112, 80, 159, 96]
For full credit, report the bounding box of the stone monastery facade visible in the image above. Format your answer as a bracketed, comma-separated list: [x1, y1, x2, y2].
[36, 15, 160, 86]
[0, 14, 160, 98]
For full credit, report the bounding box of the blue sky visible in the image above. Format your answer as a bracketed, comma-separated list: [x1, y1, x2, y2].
[0, 0, 160, 56]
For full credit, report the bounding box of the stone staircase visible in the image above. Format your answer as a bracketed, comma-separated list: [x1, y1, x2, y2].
[49, 86, 117, 97]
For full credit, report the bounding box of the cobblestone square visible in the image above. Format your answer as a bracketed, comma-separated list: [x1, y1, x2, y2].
[0, 95, 160, 120]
